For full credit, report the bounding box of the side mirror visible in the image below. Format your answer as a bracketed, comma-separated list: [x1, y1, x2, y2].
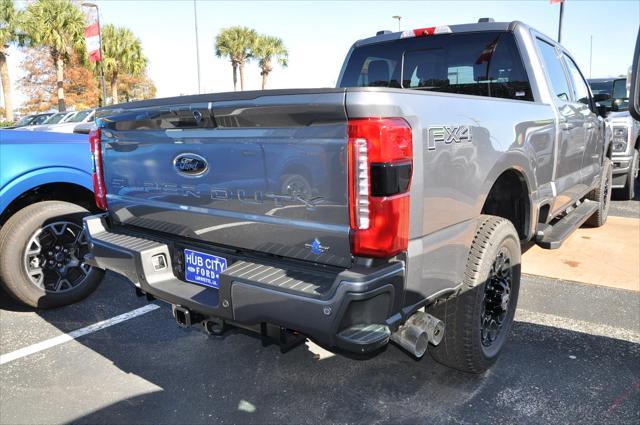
[597, 104, 609, 118]
[593, 93, 611, 103]
[630, 29, 640, 121]
[611, 100, 619, 112]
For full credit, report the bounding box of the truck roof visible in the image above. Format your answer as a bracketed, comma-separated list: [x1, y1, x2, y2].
[588, 77, 626, 83]
[355, 20, 531, 47]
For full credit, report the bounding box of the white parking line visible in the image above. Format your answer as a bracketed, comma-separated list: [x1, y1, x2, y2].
[516, 309, 640, 344]
[2, 304, 635, 366]
[0, 304, 160, 366]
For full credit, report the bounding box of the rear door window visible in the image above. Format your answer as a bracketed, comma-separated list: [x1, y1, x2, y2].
[536, 39, 572, 101]
[339, 31, 533, 101]
[563, 54, 591, 105]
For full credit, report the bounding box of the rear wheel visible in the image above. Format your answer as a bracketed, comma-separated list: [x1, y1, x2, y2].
[0, 201, 104, 308]
[585, 158, 612, 227]
[427, 215, 521, 373]
[281, 174, 312, 198]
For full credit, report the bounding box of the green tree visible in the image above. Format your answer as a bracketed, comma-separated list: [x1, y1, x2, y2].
[101, 24, 147, 104]
[215, 26, 257, 91]
[21, 0, 86, 112]
[252, 35, 288, 90]
[0, 0, 20, 121]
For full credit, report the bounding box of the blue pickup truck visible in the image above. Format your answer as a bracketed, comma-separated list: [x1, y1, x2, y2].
[0, 129, 104, 308]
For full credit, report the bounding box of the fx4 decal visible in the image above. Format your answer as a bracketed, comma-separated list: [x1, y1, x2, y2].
[427, 125, 472, 150]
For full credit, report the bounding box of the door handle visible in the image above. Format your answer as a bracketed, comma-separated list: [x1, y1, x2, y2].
[560, 122, 573, 131]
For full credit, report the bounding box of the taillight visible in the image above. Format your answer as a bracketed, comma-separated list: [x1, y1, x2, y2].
[89, 128, 107, 210]
[348, 118, 413, 258]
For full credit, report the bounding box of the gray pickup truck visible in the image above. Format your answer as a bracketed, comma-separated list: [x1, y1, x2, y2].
[83, 20, 611, 373]
[589, 78, 639, 199]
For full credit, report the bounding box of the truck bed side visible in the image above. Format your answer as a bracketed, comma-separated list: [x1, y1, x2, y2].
[344, 89, 556, 301]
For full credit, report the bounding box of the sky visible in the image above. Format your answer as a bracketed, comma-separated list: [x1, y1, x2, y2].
[3, 0, 640, 109]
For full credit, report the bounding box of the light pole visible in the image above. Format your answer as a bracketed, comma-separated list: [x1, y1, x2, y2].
[82, 2, 107, 106]
[557, 1, 564, 43]
[589, 35, 593, 79]
[392, 15, 402, 32]
[193, 0, 201, 94]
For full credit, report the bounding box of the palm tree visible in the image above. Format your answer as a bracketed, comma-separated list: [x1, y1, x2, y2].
[0, 0, 19, 121]
[215, 26, 257, 91]
[252, 35, 288, 90]
[21, 0, 86, 112]
[101, 24, 147, 104]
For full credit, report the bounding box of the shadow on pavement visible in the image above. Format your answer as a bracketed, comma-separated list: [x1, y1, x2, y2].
[611, 175, 640, 201]
[9, 274, 636, 425]
[1, 273, 639, 424]
[64, 315, 640, 424]
[0, 287, 33, 313]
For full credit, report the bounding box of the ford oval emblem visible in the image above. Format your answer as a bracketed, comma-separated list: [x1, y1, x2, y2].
[173, 153, 208, 177]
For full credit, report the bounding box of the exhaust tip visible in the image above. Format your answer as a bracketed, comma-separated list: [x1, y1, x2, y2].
[390, 323, 428, 358]
[429, 320, 445, 346]
[390, 311, 445, 357]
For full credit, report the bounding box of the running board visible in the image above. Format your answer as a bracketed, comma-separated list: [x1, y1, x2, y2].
[536, 200, 598, 249]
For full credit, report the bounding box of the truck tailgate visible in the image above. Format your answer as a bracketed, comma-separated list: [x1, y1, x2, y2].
[100, 90, 352, 267]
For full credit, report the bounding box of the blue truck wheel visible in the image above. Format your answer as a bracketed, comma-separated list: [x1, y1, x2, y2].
[0, 201, 104, 309]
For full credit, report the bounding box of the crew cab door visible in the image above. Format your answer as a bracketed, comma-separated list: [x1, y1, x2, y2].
[563, 53, 602, 189]
[536, 38, 588, 214]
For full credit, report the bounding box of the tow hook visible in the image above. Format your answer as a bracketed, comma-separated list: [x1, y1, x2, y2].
[135, 287, 155, 302]
[172, 305, 192, 328]
[202, 318, 226, 336]
[390, 311, 444, 358]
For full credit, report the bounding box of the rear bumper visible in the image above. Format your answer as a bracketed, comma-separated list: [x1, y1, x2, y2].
[612, 155, 632, 173]
[83, 214, 405, 353]
[611, 155, 633, 188]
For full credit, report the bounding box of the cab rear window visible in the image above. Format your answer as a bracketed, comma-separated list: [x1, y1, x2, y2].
[339, 31, 533, 102]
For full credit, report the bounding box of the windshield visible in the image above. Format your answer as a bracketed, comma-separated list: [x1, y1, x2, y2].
[67, 110, 93, 123]
[43, 112, 68, 124]
[15, 116, 34, 126]
[60, 112, 76, 122]
[33, 115, 51, 125]
[589, 81, 613, 95]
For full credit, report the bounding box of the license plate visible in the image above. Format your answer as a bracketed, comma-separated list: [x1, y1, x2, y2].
[184, 249, 227, 288]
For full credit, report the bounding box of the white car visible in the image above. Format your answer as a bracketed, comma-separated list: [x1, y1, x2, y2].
[39, 109, 96, 133]
[18, 111, 76, 131]
[21, 111, 78, 131]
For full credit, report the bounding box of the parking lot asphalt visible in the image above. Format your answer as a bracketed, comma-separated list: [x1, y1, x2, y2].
[1, 270, 639, 425]
[1, 192, 638, 425]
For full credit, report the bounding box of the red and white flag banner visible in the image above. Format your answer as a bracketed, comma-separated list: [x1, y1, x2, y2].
[85, 11, 101, 62]
[550, 0, 564, 4]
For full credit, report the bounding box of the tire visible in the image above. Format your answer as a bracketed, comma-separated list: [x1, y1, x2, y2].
[427, 215, 521, 374]
[281, 174, 312, 198]
[0, 201, 104, 309]
[585, 158, 613, 227]
[621, 149, 639, 201]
